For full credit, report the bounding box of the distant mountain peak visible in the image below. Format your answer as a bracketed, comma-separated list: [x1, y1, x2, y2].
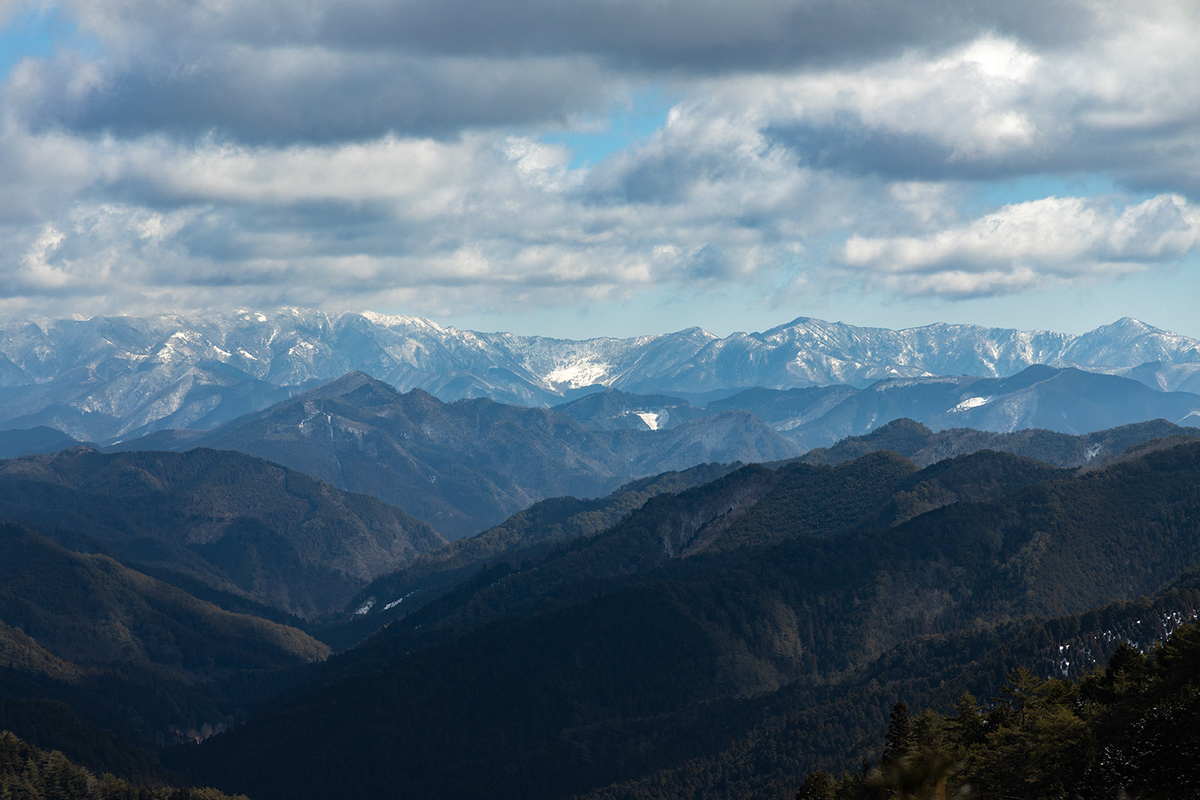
[308, 371, 399, 398]
[1096, 316, 1158, 334]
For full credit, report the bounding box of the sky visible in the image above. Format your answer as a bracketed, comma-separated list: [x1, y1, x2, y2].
[0, 1, 1198, 340]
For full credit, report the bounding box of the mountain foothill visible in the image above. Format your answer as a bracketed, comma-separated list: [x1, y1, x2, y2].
[1, 310, 1200, 799]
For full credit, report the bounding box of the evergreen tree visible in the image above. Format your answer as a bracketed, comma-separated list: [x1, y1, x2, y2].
[882, 702, 912, 767]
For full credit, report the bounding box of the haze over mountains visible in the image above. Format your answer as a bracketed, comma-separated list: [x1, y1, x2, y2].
[2, 310, 1200, 443]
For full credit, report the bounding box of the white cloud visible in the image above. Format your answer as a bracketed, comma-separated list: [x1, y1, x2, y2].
[730, 35, 1043, 161]
[834, 194, 1200, 296]
[727, 4, 1200, 190]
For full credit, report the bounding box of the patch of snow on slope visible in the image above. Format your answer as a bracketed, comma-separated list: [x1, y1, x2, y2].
[875, 376, 959, 391]
[635, 411, 661, 430]
[383, 591, 418, 612]
[354, 598, 376, 615]
[546, 360, 611, 388]
[952, 396, 993, 411]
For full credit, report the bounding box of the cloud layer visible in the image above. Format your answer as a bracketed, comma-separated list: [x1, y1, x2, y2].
[0, 0, 1198, 321]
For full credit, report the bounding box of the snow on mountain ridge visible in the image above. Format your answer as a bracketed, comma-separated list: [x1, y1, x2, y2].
[0, 310, 1197, 443]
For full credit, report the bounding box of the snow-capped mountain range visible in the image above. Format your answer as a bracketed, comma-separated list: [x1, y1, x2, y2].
[1, 308, 1199, 443]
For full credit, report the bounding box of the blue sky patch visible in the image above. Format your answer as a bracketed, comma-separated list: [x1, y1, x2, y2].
[540, 88, 677, 169]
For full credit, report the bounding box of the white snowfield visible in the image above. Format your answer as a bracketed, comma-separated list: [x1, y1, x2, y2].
[0, 309, 1197, 443]
[635, 412, 662, 431]
[952, 396, 993, 411]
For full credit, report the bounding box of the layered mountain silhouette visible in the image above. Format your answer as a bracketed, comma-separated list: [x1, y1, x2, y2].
[570, 366, 1200, 449]
[780, 365, 1200, 448]
[119, 372, 799, 539]
[90, 365, 1197, 543]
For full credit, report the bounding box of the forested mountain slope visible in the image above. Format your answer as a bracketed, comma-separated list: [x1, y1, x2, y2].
[0, 446, 444, 618]
[0, 728, 248, 799]
[325, 461, 735, 648]
[177, 440, 1200, 800]
[586, 571, 1200, 800]
[783, 618, 1200, 800]
[0, 522, 328, 748]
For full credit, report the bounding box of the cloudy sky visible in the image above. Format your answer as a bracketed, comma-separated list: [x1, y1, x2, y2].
[0, 0, 1198, 339]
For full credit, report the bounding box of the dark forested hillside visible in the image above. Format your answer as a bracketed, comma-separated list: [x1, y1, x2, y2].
[175, 440, 1200, 800]
[786, 617, 1200, 800]
[0, 699, 176, 786]
[0, 524, 328, 672]
[587, 572, 1200, 800]
[324, 461, 736, 648]
[0, 522, 329, 748]
[0, 446, 445, 618]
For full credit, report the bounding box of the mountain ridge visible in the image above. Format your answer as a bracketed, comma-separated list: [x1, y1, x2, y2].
[1, 310, 1199, 443]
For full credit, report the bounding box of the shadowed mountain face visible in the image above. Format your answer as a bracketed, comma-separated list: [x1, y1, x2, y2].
[176, 440, 1200, 800]
[0, 447, 446, 618]
[140, 373, 801, 540]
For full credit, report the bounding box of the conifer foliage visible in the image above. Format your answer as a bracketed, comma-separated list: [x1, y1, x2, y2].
[799, 622, 1200, 799]
[0, 730, 245, 800]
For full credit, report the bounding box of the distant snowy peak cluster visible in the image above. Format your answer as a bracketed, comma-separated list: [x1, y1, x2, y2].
[0, 308, 1198, 443]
